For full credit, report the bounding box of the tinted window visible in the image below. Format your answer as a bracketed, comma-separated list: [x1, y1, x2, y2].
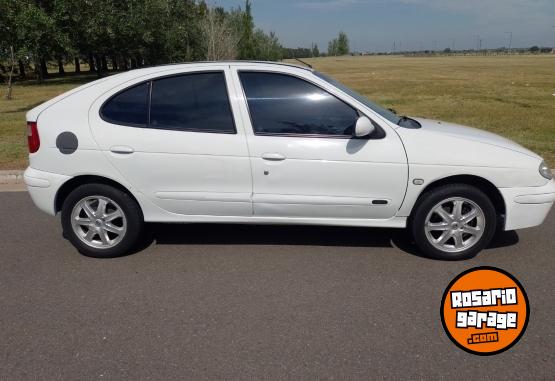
[150, 72, 235, 133]
[240, 72, 358, 136]
[101, 83, 149, 126]
[314, 71, 401, 124]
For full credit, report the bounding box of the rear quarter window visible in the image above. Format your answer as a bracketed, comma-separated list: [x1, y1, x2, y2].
[100, 82, 149, 126]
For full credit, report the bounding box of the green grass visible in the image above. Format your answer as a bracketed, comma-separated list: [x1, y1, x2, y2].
[1, 55, 554, 169]
[0, 74, 96, 169]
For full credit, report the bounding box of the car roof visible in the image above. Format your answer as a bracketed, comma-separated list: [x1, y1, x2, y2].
[138, 60, 314, 72]
[26, 61, 314, 121]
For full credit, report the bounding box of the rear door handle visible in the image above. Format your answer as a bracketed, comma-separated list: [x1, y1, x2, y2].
[110, 146, 134, 154]
[261, 153, 286, 161]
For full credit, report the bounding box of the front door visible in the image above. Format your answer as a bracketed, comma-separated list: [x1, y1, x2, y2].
[90, 67, 252, 217]
[231, 68, 408, 220]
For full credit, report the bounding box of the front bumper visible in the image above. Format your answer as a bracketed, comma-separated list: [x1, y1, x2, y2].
[24, 167, 71, 215]
[499, 179, 555, 230]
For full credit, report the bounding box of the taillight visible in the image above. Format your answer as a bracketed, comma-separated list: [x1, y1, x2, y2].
[27, 121, 40, 153]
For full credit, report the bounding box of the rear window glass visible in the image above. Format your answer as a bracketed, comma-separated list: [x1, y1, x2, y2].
[149, 72, 235, 133]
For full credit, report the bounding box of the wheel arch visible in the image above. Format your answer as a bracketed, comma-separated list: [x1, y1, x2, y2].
[412, 175, 506, 219]
[55, 175, 141, 214]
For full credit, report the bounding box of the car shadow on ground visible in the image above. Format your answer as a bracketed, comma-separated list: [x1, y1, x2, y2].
[134, 223, 519, 259]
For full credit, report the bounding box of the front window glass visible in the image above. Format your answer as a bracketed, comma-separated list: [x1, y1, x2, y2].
[314, 71, 401, 124]
[240, 72, 358, 136]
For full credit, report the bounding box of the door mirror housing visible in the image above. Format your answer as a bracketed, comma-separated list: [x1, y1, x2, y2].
[354, 116, 375, 138]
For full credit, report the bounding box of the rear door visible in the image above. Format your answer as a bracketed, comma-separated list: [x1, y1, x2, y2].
[89, 66, 252, 217]
[231, 66, 408, 220]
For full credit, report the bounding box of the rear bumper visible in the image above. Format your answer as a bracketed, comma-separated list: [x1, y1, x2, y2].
[24, 167, 71, 215]
[500, 179, 555, 230]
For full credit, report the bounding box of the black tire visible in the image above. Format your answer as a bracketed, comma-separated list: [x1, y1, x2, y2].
[410, 184, 497, 260]
[61, 183, 144, 258]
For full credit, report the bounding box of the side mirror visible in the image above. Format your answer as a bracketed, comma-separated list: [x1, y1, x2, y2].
[354, 116, 375, 138]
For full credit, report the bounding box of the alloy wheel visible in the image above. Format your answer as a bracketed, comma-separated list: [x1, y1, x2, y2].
[424, 197, 485, 253]
[70, 196, 127, 249]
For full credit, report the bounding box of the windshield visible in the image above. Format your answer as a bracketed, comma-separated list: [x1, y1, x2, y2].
[314, 71, 401, 124]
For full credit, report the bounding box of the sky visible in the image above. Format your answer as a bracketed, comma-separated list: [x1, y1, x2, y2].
[210, 0, 555, 52]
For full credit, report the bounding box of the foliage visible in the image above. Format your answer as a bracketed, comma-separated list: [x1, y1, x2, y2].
[282, 47, 312, 59]
[328, 31, 349, 56]
[237, 0, 255, 59]
[337, 31, 349, 55]
[0, 0, 285, 82]
[328, 39, 338, 56]
[253, 30, 282, 61]
[312, 43, 320, 58]
[200, 7, 240, 60]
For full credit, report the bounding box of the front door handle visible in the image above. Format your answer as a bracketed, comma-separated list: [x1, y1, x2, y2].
[261, 153, 286, 161]
[110, 146, 134, 154]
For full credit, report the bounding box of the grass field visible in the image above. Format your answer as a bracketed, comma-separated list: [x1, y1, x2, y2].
[0, 74, 96, 169]
[1, 55, 554, 169]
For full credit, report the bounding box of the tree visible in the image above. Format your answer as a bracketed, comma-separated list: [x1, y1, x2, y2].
[15, 2, 66, 83]
[282, 47, 312, 59]
[4, 46, 15, 99]
[237, 0, 255, 59]
[253, 30, 282, 61]
[328, 32, 349, 56]
[0, 0, 291, 85]
[0, 0, 19, 93]
[200, 7, 240, 60]
[328, 39, 338, 56]
[164, 0, 206, 63]
[312, 43, 319, 57]
[337, 31, 349, 55]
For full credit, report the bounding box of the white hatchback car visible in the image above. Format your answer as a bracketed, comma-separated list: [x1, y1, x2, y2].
[25, 61, 554, 259]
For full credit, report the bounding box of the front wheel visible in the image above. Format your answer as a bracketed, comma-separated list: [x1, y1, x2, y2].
[410, 184, 497, 260]
[61, 184, 144, 258]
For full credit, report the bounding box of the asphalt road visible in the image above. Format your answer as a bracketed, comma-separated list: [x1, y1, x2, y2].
[1, 191, 554, 380]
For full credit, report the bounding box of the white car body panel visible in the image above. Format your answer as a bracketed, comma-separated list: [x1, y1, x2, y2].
[24, 61, 554, 232]
[88, 65, 253, 217]
[228, 64, 408, 220]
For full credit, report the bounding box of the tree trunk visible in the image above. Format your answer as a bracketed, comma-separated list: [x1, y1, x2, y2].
[122, 58, 128, 71]
[101, 55, 108, 71]
[34, 60, 44, 83]
[130, 57, 137, 69]
[35, 59, 44, 84]
[18, 60, 25, 79]
[74, 57, 80, 73]
[95, 55, 103, 78]
[40, 58, 48, 80]
[5, 46, 15, 100]
[57, 58, 65, 75]
[111, 56, 118, 71]
[88, 52, 95, 72]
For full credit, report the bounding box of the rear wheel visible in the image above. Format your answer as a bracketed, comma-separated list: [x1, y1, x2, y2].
[61, 184, 143, 258]
[410, 184, 497, 260]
